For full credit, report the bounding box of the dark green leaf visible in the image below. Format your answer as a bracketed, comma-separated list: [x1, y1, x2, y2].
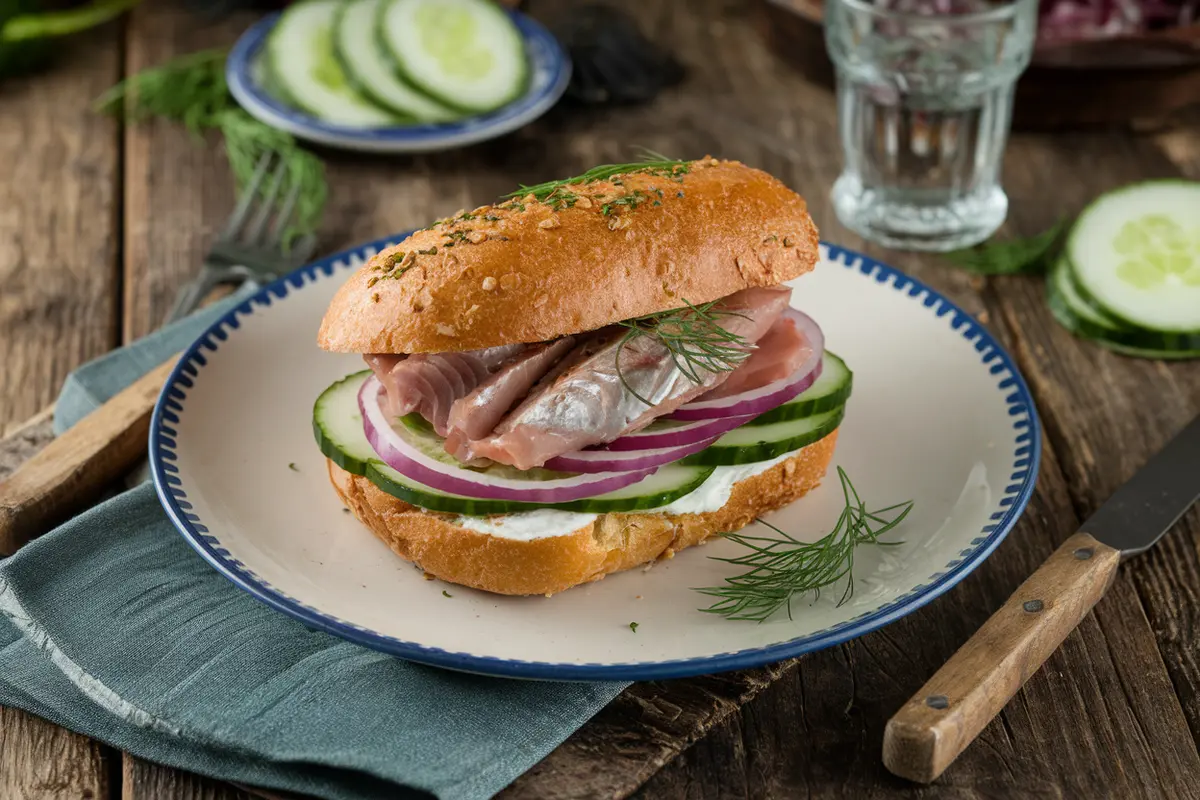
[942, 219, 1068, 276]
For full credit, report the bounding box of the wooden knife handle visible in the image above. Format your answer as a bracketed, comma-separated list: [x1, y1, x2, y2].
[0, 356, 178, 555]
[883, 531, 1122, 783]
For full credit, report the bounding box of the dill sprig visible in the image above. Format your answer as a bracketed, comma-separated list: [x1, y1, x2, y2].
[696, 468, 913, 623]
[616, 299, 753, 406]
[504, 151, 689, 203]
[94, 48, 230, 134]
[94, 49, 327, 247]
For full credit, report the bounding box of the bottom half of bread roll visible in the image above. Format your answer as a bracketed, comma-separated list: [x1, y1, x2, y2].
[328, 429, 838, 596]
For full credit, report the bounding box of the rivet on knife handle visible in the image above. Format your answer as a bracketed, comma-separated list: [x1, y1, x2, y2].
[882, 531, 1121, 784]
[0, 356, 179, 555]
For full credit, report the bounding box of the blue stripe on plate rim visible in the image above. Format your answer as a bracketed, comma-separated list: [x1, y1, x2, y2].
[226, 10, 572, 152]
[150, 235, 1042, 682]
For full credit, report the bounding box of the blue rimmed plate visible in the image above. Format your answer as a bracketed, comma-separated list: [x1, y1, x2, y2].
[150, 237, 1040, 681]
[226, 11, 571, 153]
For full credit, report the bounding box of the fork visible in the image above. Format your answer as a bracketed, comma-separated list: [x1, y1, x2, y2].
[0, 152, 319, 553]
[166, 151, 318, 323]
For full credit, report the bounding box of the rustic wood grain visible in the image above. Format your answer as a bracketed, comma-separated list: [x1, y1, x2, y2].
[883, 533, 1123, 784]
[0, 7, 122, 429]
[0, 10, 124, 800]
[123, 758, 253, 800]
[0, 707, 111, 800]
[121, 4, 253, 343]
[0, 1, 1197, 799]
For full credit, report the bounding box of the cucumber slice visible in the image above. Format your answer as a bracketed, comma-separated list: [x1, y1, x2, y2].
[335, 0, 460, 122]
[1068, 180, 1200, 334]
[380, 0, 528, 114]
[682, 407, 845, 467]
[1047, 261, 1200, 359]
[268, 0, 399, 126]
[1049, 257, 1125, 331]
[313, 370, 376, 474]
[368, 461, 714, 515]
[745, 352, 853, 427]
[314, 373, 716, 515]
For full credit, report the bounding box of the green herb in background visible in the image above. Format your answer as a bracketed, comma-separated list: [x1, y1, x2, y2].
[96, 48, 328, 246]
[942, 219, 1068, 276]
[696, 468, 912, 623]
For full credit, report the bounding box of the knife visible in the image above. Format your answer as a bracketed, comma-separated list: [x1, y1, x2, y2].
[883, 412, 1200, 783]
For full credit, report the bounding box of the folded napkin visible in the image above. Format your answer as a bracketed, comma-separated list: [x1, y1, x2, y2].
[0, 294, 626, 800]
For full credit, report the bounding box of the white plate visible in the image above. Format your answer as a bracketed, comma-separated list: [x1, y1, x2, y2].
[151, 237, 1040, 681]
[226, 11, 571, 154]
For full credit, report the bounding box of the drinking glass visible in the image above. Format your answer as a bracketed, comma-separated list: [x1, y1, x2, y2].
[824, 0, 1038, 251]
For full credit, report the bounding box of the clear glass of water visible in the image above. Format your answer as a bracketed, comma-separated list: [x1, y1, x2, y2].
[825, 0, 1038, 251]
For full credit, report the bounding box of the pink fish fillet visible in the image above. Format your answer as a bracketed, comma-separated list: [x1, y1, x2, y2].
[363, 344, 526, 435]
[699, 313, 811, 399]
[443, 337, 576, 461]
[463, 286, 792, 469]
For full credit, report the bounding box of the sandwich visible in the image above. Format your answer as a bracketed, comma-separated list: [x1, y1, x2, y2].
[313, 157, 852, 596]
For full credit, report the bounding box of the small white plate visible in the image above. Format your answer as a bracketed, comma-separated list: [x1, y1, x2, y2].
[226, 11, 571, 154]
[152, 237, 1040, 681]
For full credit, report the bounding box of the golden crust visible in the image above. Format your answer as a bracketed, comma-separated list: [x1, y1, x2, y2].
[327, 429, 838, 596]
[317, 159, 820, 354]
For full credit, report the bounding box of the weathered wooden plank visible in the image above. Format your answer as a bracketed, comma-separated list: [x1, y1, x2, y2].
[0, 15, 123, 429]
[121, 4, 253, 343]
[122, 758, 253, 800]
[0, 707, 111, 800]
[0, 12, 124, 800]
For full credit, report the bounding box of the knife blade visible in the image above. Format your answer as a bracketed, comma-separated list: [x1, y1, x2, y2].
[884, 411, 1200, 784]
[1081, 413, 1200, 557]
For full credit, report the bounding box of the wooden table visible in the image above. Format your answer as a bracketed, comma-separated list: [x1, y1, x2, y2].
[2, 1, 1199, 797]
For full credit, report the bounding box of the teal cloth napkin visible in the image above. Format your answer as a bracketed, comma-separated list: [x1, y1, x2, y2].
[0, 293, 627, 800]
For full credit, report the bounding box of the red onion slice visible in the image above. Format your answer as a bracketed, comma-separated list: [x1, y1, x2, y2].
[546, 436, 718, 473]
[600, 413, 755, 451]
[359, 377, 655, 502]
[670, 308, 825, 421]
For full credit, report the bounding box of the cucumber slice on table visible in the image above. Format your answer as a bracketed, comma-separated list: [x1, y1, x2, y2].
[744, 351, 853, 427]
[314, 373, 715, 516]
[380, 0, 528, 113]
[269, 0, 399, 126]
[1047, 260, 1200, 359]
[1067, 180, 1200, 334]
[682, 407, 846, 467]
[335, 0, 461, 122]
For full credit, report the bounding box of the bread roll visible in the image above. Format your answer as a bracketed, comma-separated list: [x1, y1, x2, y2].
[328, 429, 838, 596]
[318, 158, 820, 354]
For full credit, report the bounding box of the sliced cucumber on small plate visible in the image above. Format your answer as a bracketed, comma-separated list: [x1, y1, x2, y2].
[269, 0, 399, 127]
[335, 0, 461, 122]
[1067, 180, 1200, 335]
[380, 0, 528, 113]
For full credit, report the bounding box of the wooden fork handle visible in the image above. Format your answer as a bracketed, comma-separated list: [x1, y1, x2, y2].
[882, 532, 1122, 783]
[0, 355, 178, 555]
